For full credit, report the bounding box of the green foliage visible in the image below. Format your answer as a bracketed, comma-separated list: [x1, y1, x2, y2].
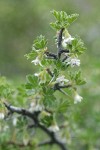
[50, 10, 79, 30]
[71, 36, 87, 55]
[69, 71, 86, 85]
[0, 9, 99, 150]
[40, 112, 54, 127]
[0, 9, 88, 150]
[26, 74, 39, 89]
[25, 35, 47, 61]
[32, 35, 47, 51]
[55, 99, 70, 113]
[0, 76, 13, 98]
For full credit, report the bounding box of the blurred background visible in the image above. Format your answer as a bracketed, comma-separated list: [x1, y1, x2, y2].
[0, 0, 100, 149]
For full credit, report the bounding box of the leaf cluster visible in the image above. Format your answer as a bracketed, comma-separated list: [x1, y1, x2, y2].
[71, 36, 87, 55]
[50, 10, 79, 30]
[25, 35, 47, 60]
[69, 71, 86, 85]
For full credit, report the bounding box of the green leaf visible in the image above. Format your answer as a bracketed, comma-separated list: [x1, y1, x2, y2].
[70, 71, 86, 85]
[56, 99, 70, 113]
[50, 22, 61, 30]
[72, 36, 86, 55]
[40, 114, 53, 127]
[25, 83, 33, 89]
[25, 35, 47, 61]
[43, 87, 56, 109]
[53, 68, 59, 78]
[0, 76, 13, 98]
[25, 50, 37, 60]
[26, 75, 38, 89]
[67, 14, 79, 24]
[32, 35, 47, 50]
[50, 10, 79, 30]
[75, 71, 86, 85]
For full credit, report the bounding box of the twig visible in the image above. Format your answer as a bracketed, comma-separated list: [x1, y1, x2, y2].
[58, 84, 72, 89]
[62, 56, 69, 62]
[57, 28, 64, 58]
[27, 124, 37, 129]
[45, 51, 57, 60]
[53, 83, 71, 91]
[58, 50, 69, 59]
[46, 68, 54, 77]
[57, 28, 64, 49]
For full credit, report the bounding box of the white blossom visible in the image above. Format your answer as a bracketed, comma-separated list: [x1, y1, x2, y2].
[74, 93, 83, 104]
[31, 57, 43, 67]
[34, 104, 44, 112]
[23, 136, 29, 146]
[12, 117, 18, 126]
[34, 73, 40, 77]
[0, 113, 4, 120]
[66, 58, 80, 67]
[29, 102, 44, 112]
[56, 75, 69, 86]
[62, 36, 74, 48]
[48, 124, 59, 132]
[30, 102, 35, 107]
[29, 102, 35, 112]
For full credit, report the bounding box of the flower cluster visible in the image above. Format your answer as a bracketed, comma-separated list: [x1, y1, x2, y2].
[31, 56, 43, 67]
[74, 92, 83, 104]
[62, 35, 74, 48]
[66, 57, 80, 67]
[56, 75, 69, 86]
[48, 123, 59, 132]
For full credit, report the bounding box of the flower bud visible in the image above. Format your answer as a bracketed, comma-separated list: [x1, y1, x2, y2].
[74, 92, 83, 104]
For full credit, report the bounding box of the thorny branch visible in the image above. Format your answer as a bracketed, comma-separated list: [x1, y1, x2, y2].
[45, 51, 57, 60]
[57, 28, 69, 59]
[46, 68, 54, 77]
[45, 28, 69, 60]
[57, 28, 64, 49]
[53, 83, 72, 91]
[4, 102, 68, 150]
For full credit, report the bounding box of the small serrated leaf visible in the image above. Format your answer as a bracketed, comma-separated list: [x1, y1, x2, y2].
[50, 10, 79, 30]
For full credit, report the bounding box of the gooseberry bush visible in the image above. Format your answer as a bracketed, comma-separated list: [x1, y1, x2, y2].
[0, 10, 86, 150]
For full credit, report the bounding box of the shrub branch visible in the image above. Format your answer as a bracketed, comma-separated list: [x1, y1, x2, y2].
[4, 102, 68, 150]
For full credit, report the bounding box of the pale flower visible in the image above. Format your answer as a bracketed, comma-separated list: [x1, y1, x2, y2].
[66, 58, 80, 67]
[62, 36, 74, 48]
[56, 75, 69, 86]
[23, 135, 29, 146]
[34, 73, 40, 77]
[34, 104, 44, 112]
[74, 93, 83, 104]
[29, 102, 35, 112]
[31, 57, 43, 67]
[0, 113, 4, 120]
[29, 102, 44, 112]
[12, 117, 18, 126]
[30, 102, 35, 107]
[48, 124, 59, 132]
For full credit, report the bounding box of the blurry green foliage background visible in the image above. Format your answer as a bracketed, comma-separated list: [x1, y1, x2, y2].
[0, 0, 100, 77]
[0, 0, 100, 148]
